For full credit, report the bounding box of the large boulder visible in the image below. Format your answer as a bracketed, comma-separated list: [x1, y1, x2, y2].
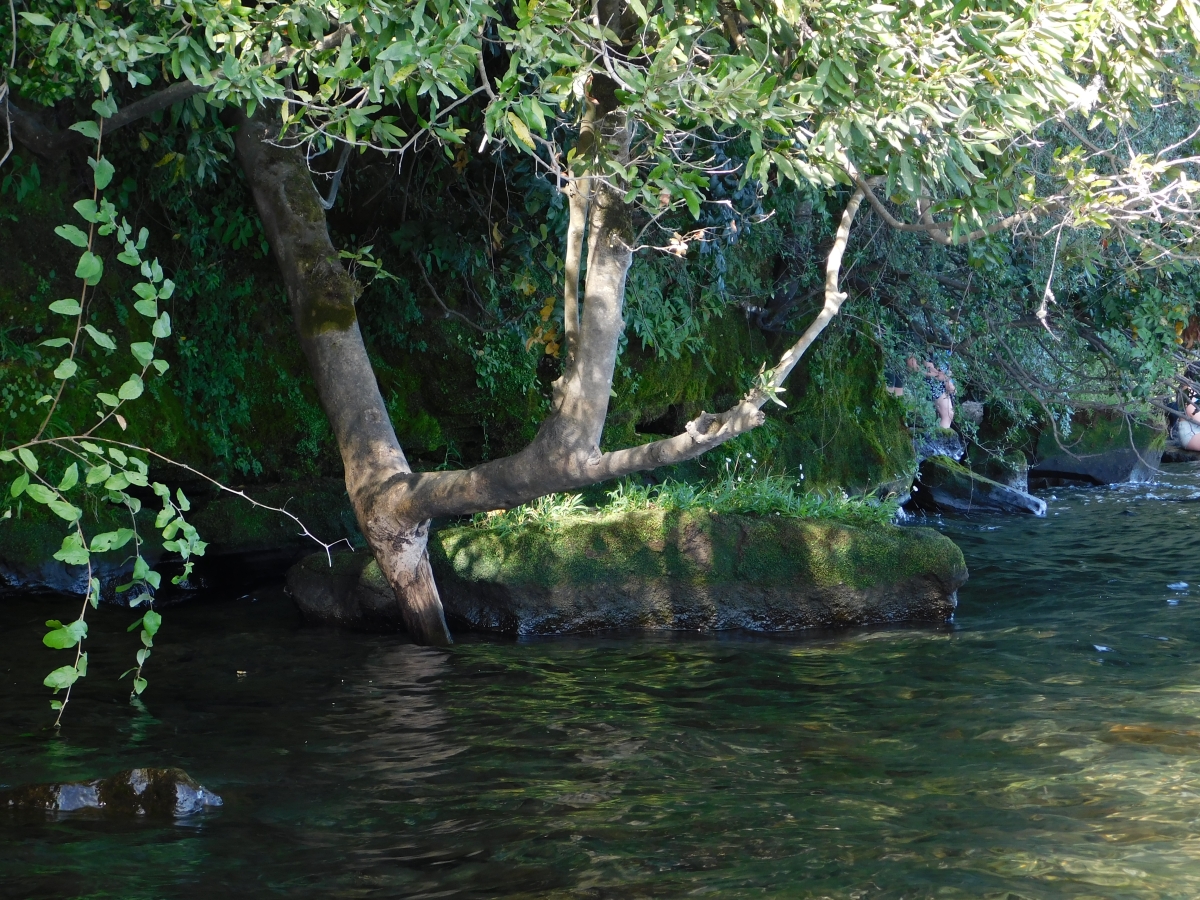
[1030, 411, 1165, 486]
[909, 455, 1046, 516]
[287, 508, 968, 636]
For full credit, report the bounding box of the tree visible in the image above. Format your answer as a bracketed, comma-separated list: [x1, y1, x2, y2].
[5, 0, 1199, 644]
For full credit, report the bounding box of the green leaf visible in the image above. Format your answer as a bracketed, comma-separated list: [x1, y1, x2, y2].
[176, 488, 191, 512]
[53, 533, 90, 566]
[47, 500, 81, 522]
[158, 279, 175, 300]
[92, 97, 118, 119]
[73, 199, 99, 222]
[84, 324, 116, 350]
[91, 528, 135, 552]
[132, 283, 157, 302]
[54, 224, 89, 248]
[152, 312, 172, 339]
[104, 471, 130, 491]
[53, 358, 78, 380]
[87, 468, 113, 489]
[58, 463, 78, 492]
[18, 448, 37, 473]
[0, 450, 12, 462]
[44, 664, 80, 691]
[132, 676, 148, 695]
[76, 652, 88, 677]
[40, 337, 71, 348]
[117, 375, 144, 401]
[96, 393, 120, 408]
[75, 252, 104, 285]
[69, 120, 101, 141]
[25, 484, 56, 504]
[141, 609, 162, 637]
[10, 471, 29, 498]
[49, 298, 82, 315]
[152, 359, 170, 375]
[90, 157, 115, 191]
[133, 299, 158, 318]
[19, 12, 55, 26]
[43, 619, 84, 649]
[130, 342, 154, 367]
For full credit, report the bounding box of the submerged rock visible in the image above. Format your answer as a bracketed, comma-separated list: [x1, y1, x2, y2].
[1029, 411, 1165, 486]
[1161, 440, 1200, 464]
[0, 767, 222, 817]
[288, 509, 968, 636]
[909, 456, 1046, 517]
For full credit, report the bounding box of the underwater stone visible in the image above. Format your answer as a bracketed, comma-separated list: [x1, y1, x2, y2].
[0, 767, 222, 817]
[909, 456, 1046, 517]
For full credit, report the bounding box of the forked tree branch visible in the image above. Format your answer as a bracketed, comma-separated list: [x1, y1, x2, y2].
[851, 173, 1051, 245]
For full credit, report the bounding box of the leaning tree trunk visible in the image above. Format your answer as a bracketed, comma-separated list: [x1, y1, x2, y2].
[232, 110, 452, 646]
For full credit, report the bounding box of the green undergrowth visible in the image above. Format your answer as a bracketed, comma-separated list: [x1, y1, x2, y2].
[472, 464, 901, 536]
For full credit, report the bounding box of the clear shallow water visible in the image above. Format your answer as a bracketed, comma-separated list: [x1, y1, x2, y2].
[6, 468, 1200, 898]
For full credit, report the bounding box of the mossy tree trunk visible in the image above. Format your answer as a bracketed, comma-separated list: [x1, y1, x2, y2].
[233, 110, 452, 645]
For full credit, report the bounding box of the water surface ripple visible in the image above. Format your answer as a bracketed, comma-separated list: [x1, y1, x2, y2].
[6, 465, 1200, 898]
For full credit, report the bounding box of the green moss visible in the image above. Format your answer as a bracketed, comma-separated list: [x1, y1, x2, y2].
[1038, 409, 1165, 458]
[430, 507, 965, 592]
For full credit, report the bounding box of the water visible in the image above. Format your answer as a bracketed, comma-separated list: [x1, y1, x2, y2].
[5, 466, 1200, 898]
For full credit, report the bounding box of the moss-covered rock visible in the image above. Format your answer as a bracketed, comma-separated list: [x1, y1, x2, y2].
[909, 455, 1046, 516]
[287, 508, 967, 635]
[1031, 410, 1165, 485]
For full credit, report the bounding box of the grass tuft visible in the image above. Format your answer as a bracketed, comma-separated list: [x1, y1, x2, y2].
[472, 454, 900, 534]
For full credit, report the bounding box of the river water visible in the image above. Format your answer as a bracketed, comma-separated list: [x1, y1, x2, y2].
[5, 464, 1200, 898]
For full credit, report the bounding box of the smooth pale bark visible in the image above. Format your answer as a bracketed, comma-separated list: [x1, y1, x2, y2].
[232, 109, 452, 646]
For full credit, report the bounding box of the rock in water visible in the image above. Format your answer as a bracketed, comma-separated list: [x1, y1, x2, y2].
[909, 456, 1047, 517]
[0, 767, 222, 816]
[1029, 411, 1165, 486]
[288, 509, 968, 636]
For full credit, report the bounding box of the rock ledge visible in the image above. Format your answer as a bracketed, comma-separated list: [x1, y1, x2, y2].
[288, 509, 968, 636]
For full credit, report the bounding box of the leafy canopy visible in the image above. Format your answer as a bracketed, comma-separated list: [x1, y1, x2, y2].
[11, 0, 1200, 242]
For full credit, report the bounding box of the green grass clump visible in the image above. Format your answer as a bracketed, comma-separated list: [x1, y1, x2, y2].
[472, 455, 900, 534]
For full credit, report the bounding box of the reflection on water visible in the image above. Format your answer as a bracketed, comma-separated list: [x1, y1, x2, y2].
[6, 465, 1200, 897]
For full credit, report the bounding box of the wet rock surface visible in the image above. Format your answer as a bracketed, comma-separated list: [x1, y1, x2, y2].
[288, 509, 968, 636]
[1161, 440, 1200, 464]
[909, 456, 1046, 517]
[0, 767, 222, 817]
[1029, 412, 1165, 486]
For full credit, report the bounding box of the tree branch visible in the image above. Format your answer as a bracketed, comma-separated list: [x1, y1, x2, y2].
[4, 81, 206, 159]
